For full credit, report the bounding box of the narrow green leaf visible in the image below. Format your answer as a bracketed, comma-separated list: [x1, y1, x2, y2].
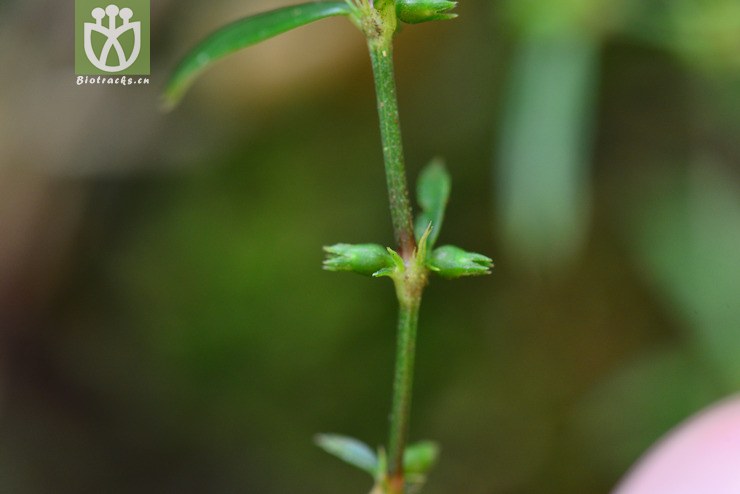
[163, 2, 354, 109]
[403, 440, 439, 475]
[314, 433, 378, 476]
[414, 158, 451, 250]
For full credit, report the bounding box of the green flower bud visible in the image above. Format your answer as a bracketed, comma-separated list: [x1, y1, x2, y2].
[396, 0, 457, 24]
[403, 440, 439, 475]
[428, 245, 493, 278]
[323, 243, 396, 276]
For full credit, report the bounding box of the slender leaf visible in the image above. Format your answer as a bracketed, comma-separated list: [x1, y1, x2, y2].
[414, 158, 451, 249]
[164, 2, 354, 109]
[314, 433, 378, 476]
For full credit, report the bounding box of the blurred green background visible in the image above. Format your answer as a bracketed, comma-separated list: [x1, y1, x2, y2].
[1, 0, 739, 492]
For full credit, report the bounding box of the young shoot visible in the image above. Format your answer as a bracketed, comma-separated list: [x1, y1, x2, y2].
[164, 1, 490, 492]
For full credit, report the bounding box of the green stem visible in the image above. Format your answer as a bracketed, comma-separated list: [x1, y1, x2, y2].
[369, 40, 416, 259]
[360, 4, 428, 492]
[387, 299, 420, 484]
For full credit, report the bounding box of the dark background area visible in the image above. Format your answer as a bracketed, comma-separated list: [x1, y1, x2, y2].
[1, 0, 739, 492]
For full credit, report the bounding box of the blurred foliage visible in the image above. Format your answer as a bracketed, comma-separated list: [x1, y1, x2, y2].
[495, 34, 598, 270]
[0, 0, 739, 493]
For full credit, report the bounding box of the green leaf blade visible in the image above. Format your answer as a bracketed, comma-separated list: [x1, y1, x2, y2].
[164, 2, 354, 109]
[314, 433, 379, 476]
[414, 158, 451, 250]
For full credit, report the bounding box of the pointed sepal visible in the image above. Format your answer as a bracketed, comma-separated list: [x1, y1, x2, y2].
[372, 247, 406, 278]
[415, 222, 433, 270]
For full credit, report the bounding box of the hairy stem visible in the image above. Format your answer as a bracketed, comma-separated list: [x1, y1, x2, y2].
[361, 5, 429, 493]
[369, 40, 416, 259]
[387, 299, 420, 485]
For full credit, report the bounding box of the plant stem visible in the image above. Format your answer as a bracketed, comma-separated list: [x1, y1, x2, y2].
[362, 6, 429, 492]
[369, 40, 416, 259]
[386, 296, 423, 494]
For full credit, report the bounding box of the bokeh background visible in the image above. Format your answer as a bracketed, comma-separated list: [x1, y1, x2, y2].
[1, 0, 739, 492]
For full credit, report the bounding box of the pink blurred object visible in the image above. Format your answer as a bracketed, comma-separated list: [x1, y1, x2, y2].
[614, 395, 740, 494]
